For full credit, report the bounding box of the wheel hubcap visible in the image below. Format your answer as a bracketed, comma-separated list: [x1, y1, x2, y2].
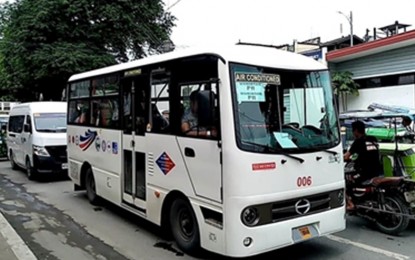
[178, 208, 194, 239]
[88, 175, 95, 193]
[379, 199, 402, 228]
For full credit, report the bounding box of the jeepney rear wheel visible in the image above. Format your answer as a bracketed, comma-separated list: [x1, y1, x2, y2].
[85, 168, 100, 205]
[170, 198, 200, 255]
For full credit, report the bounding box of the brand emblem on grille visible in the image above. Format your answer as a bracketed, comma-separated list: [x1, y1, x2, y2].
[295, 199, 311, 215]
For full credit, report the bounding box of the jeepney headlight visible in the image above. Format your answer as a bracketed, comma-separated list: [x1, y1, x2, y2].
[241, 207, 259, 226]
[33, 145, 50, 157]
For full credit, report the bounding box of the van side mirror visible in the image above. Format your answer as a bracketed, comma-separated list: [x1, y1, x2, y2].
[24, 124, 32, 134]
[197, 90, 215, 127]
[1, 124, 6, 132]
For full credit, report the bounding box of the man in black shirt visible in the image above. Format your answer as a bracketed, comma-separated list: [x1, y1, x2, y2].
[344, 120, 383, 210]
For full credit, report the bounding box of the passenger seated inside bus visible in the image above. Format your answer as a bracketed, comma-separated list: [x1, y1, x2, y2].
[162, 110, 169, 121]
[73, 104, 89, 125]
[181, 91, 217, 138]
[92, 99, 119, 127]
[151, 104, 169, 133]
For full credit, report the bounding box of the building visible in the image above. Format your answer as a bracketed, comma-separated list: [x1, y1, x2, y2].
[289, 35, 365, 65]
[327, 22, 415, 111]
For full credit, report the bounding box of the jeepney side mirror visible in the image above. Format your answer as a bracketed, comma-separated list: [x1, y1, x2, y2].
[197, 90, 215, 127]
[1, 124, 6, 132]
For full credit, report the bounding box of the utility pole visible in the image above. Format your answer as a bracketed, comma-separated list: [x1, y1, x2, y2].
[338, 11, 354, 46]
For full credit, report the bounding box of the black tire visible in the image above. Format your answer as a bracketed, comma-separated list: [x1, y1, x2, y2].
[26, 158, 37, 180]
[10, 150, 17, 170]
[376, 196, 410, 235]
[85, 168, 100, 205]
[169, 198, 200, 254]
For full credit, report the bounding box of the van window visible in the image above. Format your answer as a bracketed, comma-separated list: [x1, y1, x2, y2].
[8, 115, 25, 133]
[26, 115, 32, 126]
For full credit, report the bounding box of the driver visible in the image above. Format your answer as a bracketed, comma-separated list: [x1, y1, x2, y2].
[181, 91, 216, 137]
[344, 120, 383, 210]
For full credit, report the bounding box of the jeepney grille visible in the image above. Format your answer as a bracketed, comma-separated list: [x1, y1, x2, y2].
[45, 146, 67, 163]
[271, 192, 331, 222]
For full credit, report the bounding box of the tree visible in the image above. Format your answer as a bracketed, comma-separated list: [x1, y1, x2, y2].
[0, 0, 175, 101]
[332, 71, 359, 111]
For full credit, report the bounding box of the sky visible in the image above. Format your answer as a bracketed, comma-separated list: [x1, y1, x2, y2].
[163, 0, 415, 48]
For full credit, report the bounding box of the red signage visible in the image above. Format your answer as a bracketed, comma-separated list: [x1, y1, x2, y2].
[252, 162, 276, 171]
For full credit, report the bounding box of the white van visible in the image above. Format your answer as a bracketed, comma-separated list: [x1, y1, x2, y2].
[7, 102, 67, 179]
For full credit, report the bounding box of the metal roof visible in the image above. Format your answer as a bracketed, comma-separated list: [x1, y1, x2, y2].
[327, 29, 415, 63]
[69, 45, 327, 82]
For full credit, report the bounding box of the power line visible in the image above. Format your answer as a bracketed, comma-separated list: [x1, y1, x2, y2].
[166, 0, 183, 11]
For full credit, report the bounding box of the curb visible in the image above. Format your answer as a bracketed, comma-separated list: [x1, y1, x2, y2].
[0, 211, 37, 260]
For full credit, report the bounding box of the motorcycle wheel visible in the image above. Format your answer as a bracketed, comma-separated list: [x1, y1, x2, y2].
[376, 196, 410, 236]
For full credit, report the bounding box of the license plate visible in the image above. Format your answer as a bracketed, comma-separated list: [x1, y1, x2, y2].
[62, 163, 68, 170]
[292, 224, 318, 243]
[299, 226, 312, 239]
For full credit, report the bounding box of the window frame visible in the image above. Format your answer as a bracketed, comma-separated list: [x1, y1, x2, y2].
[68, 74, 121, 130]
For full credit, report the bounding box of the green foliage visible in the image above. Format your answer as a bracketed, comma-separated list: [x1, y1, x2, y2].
[0, 0, 175, 101]
[332, 71, 360, 111]
[332, 71, 359, 96]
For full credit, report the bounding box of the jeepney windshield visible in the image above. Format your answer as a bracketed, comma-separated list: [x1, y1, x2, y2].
[231, 63, 339, 153]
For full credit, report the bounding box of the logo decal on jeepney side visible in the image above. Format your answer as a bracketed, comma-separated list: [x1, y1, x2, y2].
[79, 130, 98, 151]
[95, 136, 101, 151]
[156, 152, 176, 175]
[102, 140, 106, 152]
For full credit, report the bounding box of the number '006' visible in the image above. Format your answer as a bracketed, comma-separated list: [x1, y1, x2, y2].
[297, 176, 312, 187]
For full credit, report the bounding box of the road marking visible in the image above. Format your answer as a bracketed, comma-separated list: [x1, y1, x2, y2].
[0, 211, 37, 260]
[326, 235, 410, 260]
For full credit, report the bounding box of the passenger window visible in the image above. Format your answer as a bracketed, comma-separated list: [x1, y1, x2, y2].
[149, 72, 170, 134]
[70, 80, 90, 98]
[180, 82, 219, 139]
[122, 77, 149, 136]
[8, 115, 25, 133]
[68, 100, 90, 125]
[26, 115, 32, 127]
[91, 98, 119, 128]
[91, 74, 119, 96]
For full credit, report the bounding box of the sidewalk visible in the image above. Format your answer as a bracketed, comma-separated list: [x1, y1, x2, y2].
[0, 211, 37, 260]
[0, 230, 19, 260]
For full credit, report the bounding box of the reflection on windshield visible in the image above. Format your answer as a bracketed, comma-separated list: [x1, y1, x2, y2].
[232, 64, 339, 153]
[34, 113, 67, 133]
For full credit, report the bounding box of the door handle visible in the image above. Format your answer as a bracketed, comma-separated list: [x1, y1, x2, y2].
[184, 147, 195, 157]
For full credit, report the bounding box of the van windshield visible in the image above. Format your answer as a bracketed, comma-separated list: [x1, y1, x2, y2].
[34, 113, 67, 133]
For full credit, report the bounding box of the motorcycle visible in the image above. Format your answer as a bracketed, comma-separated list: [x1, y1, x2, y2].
[345, 161, 415, 235]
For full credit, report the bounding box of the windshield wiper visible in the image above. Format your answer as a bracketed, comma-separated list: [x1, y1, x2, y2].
[313, 143, 338, 155]
[321, 149, 338, 155]
[242, 141, 305, 163]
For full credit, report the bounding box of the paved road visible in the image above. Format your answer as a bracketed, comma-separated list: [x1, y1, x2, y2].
[0, 160, 414, 260]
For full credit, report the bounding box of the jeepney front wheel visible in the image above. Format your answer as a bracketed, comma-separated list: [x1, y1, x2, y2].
[9, 150, 17, 170]
[170, 198, 200, 254]
[26, 157, 37, 181]
[85, 168, 100, 205]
